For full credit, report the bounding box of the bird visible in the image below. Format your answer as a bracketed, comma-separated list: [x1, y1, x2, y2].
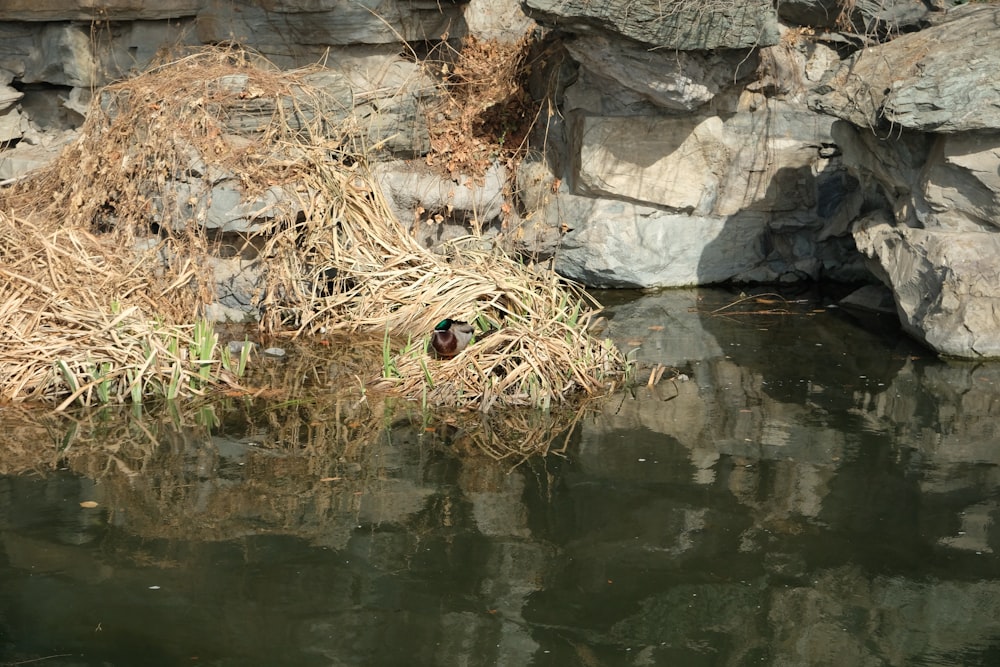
[429, 318, 475, 359]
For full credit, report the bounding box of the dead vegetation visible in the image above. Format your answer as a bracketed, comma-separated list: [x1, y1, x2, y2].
[423, 32, 539, 180]
[0, 44, 627, 415]
[0, 387, 588, 543]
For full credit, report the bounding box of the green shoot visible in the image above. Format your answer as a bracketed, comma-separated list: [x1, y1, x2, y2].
[95, 361, 112, 404]
[382, 326, 398, 378]
[56, 360, 79, 394]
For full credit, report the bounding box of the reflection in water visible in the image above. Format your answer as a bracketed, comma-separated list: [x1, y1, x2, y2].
[2, 288, 1000, 666]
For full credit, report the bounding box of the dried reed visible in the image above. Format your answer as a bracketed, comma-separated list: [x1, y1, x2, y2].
[0, 45, 627, 412]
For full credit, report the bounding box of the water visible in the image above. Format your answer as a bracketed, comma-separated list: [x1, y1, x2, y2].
[2, 287, 1000, 666]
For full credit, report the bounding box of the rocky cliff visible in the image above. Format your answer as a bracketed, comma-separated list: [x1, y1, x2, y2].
[1, 0, 999, 358]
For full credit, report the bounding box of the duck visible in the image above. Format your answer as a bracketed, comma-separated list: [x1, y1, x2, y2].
[429, 318, 475, 359]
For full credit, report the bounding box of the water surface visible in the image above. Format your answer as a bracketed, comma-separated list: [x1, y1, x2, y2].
[2, 287, 999, 666]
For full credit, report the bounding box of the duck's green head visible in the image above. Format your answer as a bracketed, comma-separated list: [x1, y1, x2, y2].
[434, 318, 454, 331]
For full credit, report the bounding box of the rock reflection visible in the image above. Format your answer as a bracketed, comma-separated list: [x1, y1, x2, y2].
[1, 288, 1000, 665]
[543, 287, 1000, 665]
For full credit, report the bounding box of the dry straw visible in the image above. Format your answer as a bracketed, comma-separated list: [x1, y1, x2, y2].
[0, 45, 627, 412]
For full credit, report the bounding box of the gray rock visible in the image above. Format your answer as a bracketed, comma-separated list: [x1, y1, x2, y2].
[777, 0, 955, 33]
[838, 284, 897, 316]
[374, 159, 508, 246]
[18, 86, 85, 130]
[562, 62, 677, 117]
[205, 256, 264, 322]
[336, 61, 437, 158]
[831, 120, 932, 226]
[563, 34, 754, 112]
[0, 23, 34, 77]
[524, 0, 780, 50]
[227, 340, 258, 356]
[196, 0, 468, 58]
[0, 82, 22, 110]
[854, 212, 1000, 358]
[922, 131, 1000, 232]
[0, 106, 24, 144]
[2, 19, 198, 88]
[552, 195, 773, 287]
[810, 3, 1000, 133]
[832, 119, 1000, 238]
[0, 0, 200, 21]
[568, 102, 837, 217]
[22, 23, 96, 87]
[518, 134, 867, 287]
[507, 157, 565, 259]
[464, 0, 534, 41]
[193, 64, 434, 159]
[158, 181, 301, 234]
[0, 128, 76, 181]
[62, 87, 91, 117]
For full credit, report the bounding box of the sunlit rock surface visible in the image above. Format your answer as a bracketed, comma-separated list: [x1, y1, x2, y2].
[811, 3, 1000, 134]
[855, 213, 1000, 358]
[808, 4, 1000, 357]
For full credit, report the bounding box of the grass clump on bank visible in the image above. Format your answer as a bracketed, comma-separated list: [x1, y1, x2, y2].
[0, 212, 249, 406]
[0, 44, 627, 413]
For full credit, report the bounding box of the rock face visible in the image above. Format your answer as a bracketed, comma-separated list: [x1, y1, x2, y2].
[854, 212, 1000, 358]
[523, 0, 781, 50]
[809, 3, 1000, 358]
[0, 1, 201, 21]
[3, 0, 1000, 358]
[196, 0, 469, 55]
[811, 4, 1000, 134]
[522, 23, 872, 287]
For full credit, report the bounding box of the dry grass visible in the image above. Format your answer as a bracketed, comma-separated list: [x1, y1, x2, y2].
[0, 210, 242, 406]
[0, 44, 627, 412]
[423, 32, 538, 180]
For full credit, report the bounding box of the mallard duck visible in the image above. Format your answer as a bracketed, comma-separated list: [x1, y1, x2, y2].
[429, 318, 474, 359]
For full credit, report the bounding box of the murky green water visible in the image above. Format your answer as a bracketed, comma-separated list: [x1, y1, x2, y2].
[2, 287, 1000, 666]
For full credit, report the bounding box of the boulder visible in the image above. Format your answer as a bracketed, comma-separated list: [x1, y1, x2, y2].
[22, 23, 97, 87]
[552, 200, 771, 287]
[524, 0, 780, 50]
[158, 181, 301, 234]
[0, 0, 200, 21]
[563, 34, 754, 112]
[0, 130, 77, 181]
[830, 120, 932, 226]
[815, 3, 1000, 358]
[2, 19, 198, 87]
[568, 103, 838, 216]
[375, 160, 508, 248]
[18, 86, 86, 130]
[203, 255, 265, 323]
[854, 212, 1000, 358]
[196, 0, 468, 58]
[464, 0, 534, 41]
[0, 82, 22, 110]
[810, 3, 1000, 133]
[548, 190, 866, 288]
[777, 0, 955, 33]
[182, 61, 434, 159]
[0, 107, 25, 145]
[922, 131, 1000, 233]
[331, 59, 437, 158]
